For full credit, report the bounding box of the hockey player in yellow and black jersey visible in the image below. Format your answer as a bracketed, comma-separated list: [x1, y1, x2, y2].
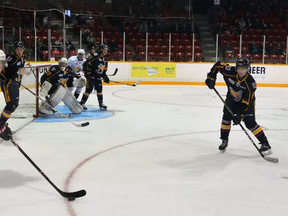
[205, 58, 272, 155]
[40, 58, 75, 95]
[0, 41, 26, 140]
[39, 57, 83, 115]
[80, 44, 110, 110]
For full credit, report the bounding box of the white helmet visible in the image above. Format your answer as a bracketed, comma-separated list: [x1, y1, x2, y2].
[59, 57, 68, 71]
[0, 49, 6, 61]
[77, 49, 85, 55]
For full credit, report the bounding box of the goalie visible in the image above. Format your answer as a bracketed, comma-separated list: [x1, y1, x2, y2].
[39, 57, 83, 115]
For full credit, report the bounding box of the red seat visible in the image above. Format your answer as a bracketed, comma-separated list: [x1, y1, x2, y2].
[175, 52, 185, 62]
[138, 39, 146, 46]
[70, 50, 77, 55]
[157, 52, 168, 61]
[136, 45, 145, 53]
[173, 39, 181, 46]
[138, 52, 146, 61]
[148, 52, 156, 61]
[195, 53, 204, 62]
[252, 54, 261, 63]
[183, 39, 191, 46]
[181, 33, 189, 40]
[279, 55, 286, 64]
[151, 45, 160, 53]
[161, 45, 169, 52]
[177, 45, 185, 53]
[153, 33, 162, 39]
[172, 33, 180, 39]
[52, 30, 60, 37]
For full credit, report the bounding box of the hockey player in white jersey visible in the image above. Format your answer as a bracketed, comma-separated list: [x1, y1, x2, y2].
[67, 49, 87, 99]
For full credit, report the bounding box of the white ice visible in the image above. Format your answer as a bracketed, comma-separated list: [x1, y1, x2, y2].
[0, 85, 287, 216]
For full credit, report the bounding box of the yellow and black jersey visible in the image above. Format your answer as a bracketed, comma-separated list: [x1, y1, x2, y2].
[208, 61, 257, 113]
[40, 65, 72, 87]
[0, 53, 26, 83]
[83, 54, 108, 79]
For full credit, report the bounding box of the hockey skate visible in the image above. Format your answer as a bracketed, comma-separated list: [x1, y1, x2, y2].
[0, 123, 12, 141]
[259, 141, 272, 156]
[219, 139, 228, 153]
[80, 102, 87, 110]
[99, 103, 107, 111]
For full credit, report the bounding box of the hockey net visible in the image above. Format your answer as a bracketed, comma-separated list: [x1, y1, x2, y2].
[11, 64, 52, 118]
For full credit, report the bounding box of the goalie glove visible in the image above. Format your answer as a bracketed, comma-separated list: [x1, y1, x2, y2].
[73, 77, 87, 88]
[40, 81, 52, 97]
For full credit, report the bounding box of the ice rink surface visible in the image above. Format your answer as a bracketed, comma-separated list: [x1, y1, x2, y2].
[0, 85, 287, 216]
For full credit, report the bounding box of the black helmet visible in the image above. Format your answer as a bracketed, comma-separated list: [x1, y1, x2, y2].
[14, 41, 25, 49]
[236, 57, 250, 70]
[99, 44, 108, 51]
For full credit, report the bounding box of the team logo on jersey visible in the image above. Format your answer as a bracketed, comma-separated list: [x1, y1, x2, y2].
[229, 86, 242, 102]
[225, 65, 231, 71]
[17, 62, 22, 66]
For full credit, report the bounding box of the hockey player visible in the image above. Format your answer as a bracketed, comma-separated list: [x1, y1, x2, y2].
[0, 42, 26, 140]
[80, 44, 110, 110]
[86, 41, 100, 59]
[205, 58, 272, 155]
[67, 49, 87, 99]
[39, 57, 83, 115]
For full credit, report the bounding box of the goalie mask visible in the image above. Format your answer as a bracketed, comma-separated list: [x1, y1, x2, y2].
[59, 57, 68, 71]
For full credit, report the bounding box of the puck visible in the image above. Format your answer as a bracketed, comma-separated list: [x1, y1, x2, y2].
[68, 197, 75, 201]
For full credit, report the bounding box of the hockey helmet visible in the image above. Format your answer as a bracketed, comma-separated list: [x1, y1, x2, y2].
[236, 58, 250, 71]
[77, 49, 85, 55]
[14, 41, 25, 49]
[99, 44, 108, 51]
[0, 49, 6, 61]
[59, 57, 68, 66]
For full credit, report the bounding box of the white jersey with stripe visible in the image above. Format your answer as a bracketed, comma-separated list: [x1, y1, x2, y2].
[68, 55, 86, 76]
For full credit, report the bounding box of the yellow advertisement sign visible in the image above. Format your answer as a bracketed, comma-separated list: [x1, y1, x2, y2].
[131, 63, 176, 78]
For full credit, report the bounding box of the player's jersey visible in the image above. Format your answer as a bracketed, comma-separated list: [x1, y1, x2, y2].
[208, 61, 257, 113]
[68, 55, 86, 76]
[83, 54, 108, 78]
[40, 65, 72, 87]
[0, 53, 26, 83]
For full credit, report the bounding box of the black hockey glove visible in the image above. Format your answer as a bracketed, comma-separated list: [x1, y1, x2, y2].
[205, 76, 216, 89]
[103, 75, 110, 84]
[233, 113, 243, 125]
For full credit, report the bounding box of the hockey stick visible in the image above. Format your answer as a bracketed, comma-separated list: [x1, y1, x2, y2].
[9, 136, 86, 200]
[110, 79, 141, 87]
[21, 84, 89, 127]
[213, 87, 278, 163]
[107, 68, 118, 76]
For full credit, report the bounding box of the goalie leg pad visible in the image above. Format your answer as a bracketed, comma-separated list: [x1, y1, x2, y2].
[40, 81, 52, 97]
[63, 88, 83, 114]
[50, 85, 67, 107]
[39, 102, 52, 115]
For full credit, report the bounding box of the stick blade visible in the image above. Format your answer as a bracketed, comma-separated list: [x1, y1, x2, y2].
[263, 156, 279, 163]
[79, 122, 90, 127]
[61, 189, 86, 199]
[133, 79, 141, 86]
